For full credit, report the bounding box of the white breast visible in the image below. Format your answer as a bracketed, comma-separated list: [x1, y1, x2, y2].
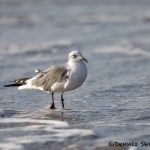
[64, 62, 87, 91]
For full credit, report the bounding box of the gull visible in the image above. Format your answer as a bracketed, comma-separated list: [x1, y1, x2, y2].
[5, 51, 88, 109]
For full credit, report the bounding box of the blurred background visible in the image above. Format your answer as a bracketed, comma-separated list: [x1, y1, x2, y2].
[1, 0, 150, 150]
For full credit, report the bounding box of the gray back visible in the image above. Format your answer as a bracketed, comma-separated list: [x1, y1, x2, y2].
[32, 64, 68, 92]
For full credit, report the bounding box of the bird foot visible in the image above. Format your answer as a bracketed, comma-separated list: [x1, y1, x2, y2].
[50, 104, 56, 109]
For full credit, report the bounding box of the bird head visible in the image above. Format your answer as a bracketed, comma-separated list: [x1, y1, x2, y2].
[68, 51, 88, 64]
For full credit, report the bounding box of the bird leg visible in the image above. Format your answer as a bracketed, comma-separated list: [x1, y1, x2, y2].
[61, 94, 64, 109]
[50, 92, 56, 109]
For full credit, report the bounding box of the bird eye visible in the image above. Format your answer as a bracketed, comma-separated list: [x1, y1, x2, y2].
[72, 55, 77, 58]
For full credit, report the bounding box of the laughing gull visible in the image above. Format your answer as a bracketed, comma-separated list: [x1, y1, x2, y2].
[5, 51, 88, 109]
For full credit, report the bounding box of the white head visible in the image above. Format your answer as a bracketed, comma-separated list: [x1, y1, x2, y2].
[68, 51, 88, 64]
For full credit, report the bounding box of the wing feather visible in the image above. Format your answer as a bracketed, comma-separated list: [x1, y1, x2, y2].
[31, 64, 68, 92]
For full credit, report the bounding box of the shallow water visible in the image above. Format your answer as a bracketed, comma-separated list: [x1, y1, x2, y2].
[1, 0, 150, 150]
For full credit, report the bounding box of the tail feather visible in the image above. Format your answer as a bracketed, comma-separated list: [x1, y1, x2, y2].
[4, 78, 30, 87]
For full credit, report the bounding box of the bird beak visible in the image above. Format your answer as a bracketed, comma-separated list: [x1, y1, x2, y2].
[81, 56, 88, 63]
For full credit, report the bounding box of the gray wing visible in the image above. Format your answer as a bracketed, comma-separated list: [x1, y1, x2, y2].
[31, 64, 69, 92]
